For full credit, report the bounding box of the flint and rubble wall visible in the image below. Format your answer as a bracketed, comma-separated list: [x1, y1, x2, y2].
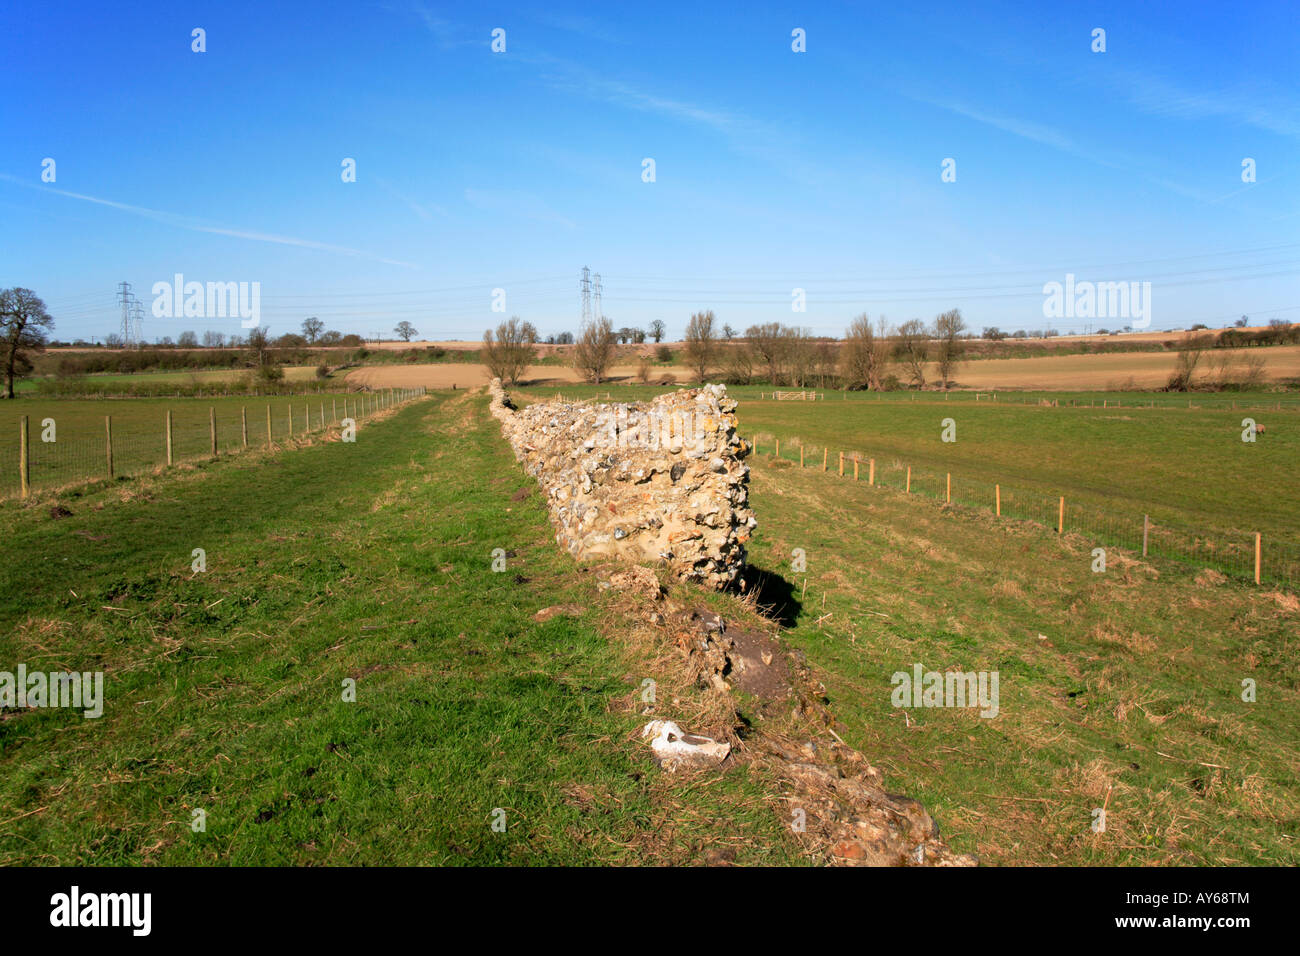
[489, 379, 754, 589]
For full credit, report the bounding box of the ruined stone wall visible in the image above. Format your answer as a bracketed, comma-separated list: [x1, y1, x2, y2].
[489, 379, 754, 589]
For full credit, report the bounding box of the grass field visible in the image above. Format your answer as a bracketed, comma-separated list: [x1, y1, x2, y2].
[0, 393, 802, 865]
[0, 393, 405, 496]
[743, 454, 1300, 864]
[3, 383, 1296, 865]
[514, 384, 1300, 541]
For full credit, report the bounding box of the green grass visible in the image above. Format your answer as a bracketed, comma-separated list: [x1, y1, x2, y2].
[7, 379, 1294, 866]
[743, 453, 1300, 865]
[0, 394, 399, 496]
[0, 392, 802, 865]
[514, 384, 1300, 538]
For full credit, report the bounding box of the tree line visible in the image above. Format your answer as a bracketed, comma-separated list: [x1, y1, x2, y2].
[481, 309, 973, 389]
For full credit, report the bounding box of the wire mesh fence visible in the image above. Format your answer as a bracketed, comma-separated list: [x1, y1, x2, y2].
[754, 434, 1298, 590]
[3, 388, 427, 499]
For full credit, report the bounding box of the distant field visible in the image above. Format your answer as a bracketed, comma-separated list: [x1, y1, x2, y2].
[15, 365, 323, 394]
[929, 345, 1300, 390]
[345, 363, 670, 389]
[345, 345, 1300, 392]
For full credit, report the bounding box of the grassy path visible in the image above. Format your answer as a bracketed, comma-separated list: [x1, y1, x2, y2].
[0, 392, 797, 865]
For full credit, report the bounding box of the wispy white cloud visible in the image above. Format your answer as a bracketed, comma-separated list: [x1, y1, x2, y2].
[398, 8, 833, 188]
[463, 187, 576, 229]
[375, 176, 449, 222]
[1102, 69, 1300, 140]
[926, 100, 1079, 155]
[520, 51, 747, 136]
[523, 53, 835, 187]
[0, 174, 419, 268]
[912, 94, 1127, 171]
[911, 96, 1242, 204]
[408, 1, 477, 51]
[533, 13, 624, 45]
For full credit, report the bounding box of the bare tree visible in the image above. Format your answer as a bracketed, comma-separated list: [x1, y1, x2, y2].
[648, 319, 666, 343]
[246, 325, 271, 367]
[302, 316, 324, 344]
[481, 317, 538, 386]
[394, 321, 418, 342]
[573, 317, 614, 384]
[683, 310, 717, 383]
[815, 340, 837, 388]
[873, 317, 892, 381]
[0, 288, 54, 399]
[840, 313, 882, 390]
[933, 308, 966, 389]
[1167, 332, 1208, 391]
[895, 319, 929, 388]
[785, 327, 815, 387]
[722, 340, 755, 384]
[746, 322, 786, 384]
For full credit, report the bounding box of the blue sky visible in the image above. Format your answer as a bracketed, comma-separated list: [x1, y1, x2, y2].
[2, 0, 1297, 342]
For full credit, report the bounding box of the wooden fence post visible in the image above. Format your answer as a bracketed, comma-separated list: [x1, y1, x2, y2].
[320, 402, 325, 429]
[241, 407, 248, 448]
[209, 407, 217, 458]
[946, 472, 951, 504]
[853, 456, 859, 481]
[1255, 533, 1262, 585]
[105, 415, 114, 478]
[822, 448, 827, 472]
[267, 405, 273, 448]
[1058, 496, 1064, 534]
[996, 484, 1001, 516]
[288, 404, 293, 437]
[906, 466, 911, 493]
[800, 445, 804, 467]
[1142, 515, 1149, 557]
[869, 459, 875, 486]
[839, 452, 844, 476]
[19, 416, 30, 498]
[333, 398, 337, 422]
[165, 410, 173, 466]
[775, 439, 780, 458]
